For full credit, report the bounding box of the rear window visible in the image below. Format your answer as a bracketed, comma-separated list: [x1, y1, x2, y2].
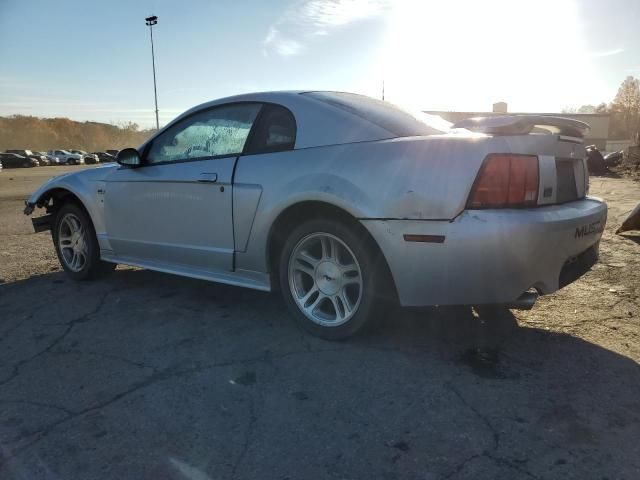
[303, 91, 448, 137]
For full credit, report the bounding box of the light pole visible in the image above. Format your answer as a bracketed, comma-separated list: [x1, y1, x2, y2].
[145, 15, 159, 130]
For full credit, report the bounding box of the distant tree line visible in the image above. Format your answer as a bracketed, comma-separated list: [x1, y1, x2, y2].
[3, 76, 639, 151]
[0, 116, 154, 152]
[563, 76, 640, 142]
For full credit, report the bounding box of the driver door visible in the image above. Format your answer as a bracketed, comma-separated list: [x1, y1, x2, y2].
[103, 102, 262, 273]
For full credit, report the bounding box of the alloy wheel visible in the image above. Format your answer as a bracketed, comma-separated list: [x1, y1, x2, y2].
[58, 213, 88, 272]
[288, 232, 363, 327]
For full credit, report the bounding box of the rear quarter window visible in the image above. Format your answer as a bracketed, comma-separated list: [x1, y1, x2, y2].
[244, 104, 296, 154]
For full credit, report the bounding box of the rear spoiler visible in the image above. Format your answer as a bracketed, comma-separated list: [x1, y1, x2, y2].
[453, 115, 590, 138]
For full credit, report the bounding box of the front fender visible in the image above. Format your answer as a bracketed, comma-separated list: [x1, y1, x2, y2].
[24, 172, 105, 234]
[24, 172, 76, 213]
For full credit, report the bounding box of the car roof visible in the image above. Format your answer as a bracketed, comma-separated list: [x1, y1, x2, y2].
[150, 91, 399, 150]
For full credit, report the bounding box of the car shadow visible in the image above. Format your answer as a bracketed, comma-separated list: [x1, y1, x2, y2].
[1, 267, 639, 479]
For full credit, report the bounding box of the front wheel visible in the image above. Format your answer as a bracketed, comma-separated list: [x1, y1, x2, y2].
[279, 219, 386, 340]
[52, 203, 116, 280]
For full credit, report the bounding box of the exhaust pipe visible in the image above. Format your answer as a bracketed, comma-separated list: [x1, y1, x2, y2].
[506, 291, 538, 310]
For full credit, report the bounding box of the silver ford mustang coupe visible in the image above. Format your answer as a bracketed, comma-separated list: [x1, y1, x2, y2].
[24, 91, 607, 339]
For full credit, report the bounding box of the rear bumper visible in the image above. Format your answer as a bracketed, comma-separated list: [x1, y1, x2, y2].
[558, 243, 599, 289]
[362, 197, 607, 307]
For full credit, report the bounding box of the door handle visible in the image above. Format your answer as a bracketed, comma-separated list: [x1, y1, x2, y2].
[197, 173, 218, 183]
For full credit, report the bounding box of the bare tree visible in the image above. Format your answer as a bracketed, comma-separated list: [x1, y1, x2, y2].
[610, 76, 640, 140]
[577, 105, 596, 114]
[562, 104, 607, 115]
[595, 102, 608, 113]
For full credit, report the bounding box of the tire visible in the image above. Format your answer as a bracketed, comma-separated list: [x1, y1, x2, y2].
[279, 218, 387, 340]
[52, 203, 116, 280]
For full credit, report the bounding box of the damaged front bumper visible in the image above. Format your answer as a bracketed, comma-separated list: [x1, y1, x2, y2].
[23, 201, 35, 215]
[24, 200, 53, 232]
[31, 213, 54, 232]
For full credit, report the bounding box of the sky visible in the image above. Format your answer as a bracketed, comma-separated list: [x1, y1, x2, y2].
[1, 0, 639, 128]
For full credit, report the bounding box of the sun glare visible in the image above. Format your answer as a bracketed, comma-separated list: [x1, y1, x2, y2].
[366, 0, 608, 113]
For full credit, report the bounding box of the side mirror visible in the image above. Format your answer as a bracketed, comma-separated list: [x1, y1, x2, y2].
[116, 148, 142, 167]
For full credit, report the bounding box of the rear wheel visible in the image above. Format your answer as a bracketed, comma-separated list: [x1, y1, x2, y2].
[279, 218, 386, 340]
[52, 203, 115, 280]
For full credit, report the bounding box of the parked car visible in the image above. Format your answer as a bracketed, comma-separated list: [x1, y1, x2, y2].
[92, 152, 116, 162]
[0, 152, 38, 168]
[604, 150, 624, 167]
[38, 155, 50, 166]
[70, 150, 99, 164]
[47, 150, 84, 165]
[5, 149, 48, 166]
[24, 91, 607, 339]
[35, 151, 61, 165]
[32, 156, 49, 166]
[0, 160, 3, 171]
[105, 150, 119, 158]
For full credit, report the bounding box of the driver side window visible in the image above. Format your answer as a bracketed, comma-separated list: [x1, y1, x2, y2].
[146, 103, 261, 165]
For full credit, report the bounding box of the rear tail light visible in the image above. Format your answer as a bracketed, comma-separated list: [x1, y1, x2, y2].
[467, 154, 539, 208]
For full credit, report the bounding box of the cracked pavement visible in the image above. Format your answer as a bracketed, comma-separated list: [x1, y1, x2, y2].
[1, 167, 639, 479]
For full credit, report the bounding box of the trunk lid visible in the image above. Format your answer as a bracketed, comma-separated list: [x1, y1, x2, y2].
[524, 135, 588, 206]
